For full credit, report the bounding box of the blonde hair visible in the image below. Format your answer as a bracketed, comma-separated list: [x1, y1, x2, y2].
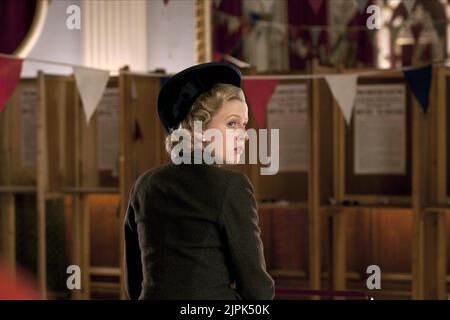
[164, 83, 246, 155]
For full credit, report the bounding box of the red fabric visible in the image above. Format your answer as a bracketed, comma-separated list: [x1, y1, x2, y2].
[243, 79, 278, 129]
[0, 0, 37, 54]
[288, 0, 328, 70]
[0, 57, 23, 112]
[0, 263, 41, 300]
[346, 0, 376, 67]
[213, 0, 243, 60]
[307, 0, 323, 14]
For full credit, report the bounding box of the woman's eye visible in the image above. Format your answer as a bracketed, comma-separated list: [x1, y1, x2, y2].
[227, 121, 236, 128]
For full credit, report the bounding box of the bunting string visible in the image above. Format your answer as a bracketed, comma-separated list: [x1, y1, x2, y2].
[0, 51, 448, 126]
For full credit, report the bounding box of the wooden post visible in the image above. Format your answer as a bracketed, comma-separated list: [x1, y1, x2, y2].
[331, 207, 346, 293]
[71, 76, 83, 300]
[118, 69, 128, 300]
[411, 94, 425, 299]
[331, 64, 347, 293]
[422, 209, 447, 299]
[81, 193, 91, 299]
[431, 67, 448, 300]
[0, 97, 16, 277]
[435, 211, 447, 299]
[308, 59, 322, 292]
[36, 71, 48, 299]
[71, 191, 82, 300]
[0, 194, 16, 281]
[436, 68, 447, 205]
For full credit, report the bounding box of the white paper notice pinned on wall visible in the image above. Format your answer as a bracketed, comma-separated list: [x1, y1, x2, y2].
[354, 84, 406, 175]
[267, 83, 309, 172]
[96, 87, 119, 173]
[20, 86, 38, 168]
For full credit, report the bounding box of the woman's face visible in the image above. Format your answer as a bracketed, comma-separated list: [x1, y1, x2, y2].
[204, 99, 249, 164]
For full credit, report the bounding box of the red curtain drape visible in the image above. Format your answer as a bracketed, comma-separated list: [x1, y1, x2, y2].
[213, 0, 243, 61]
[0, 0, 37, 54]
[347, 0, 376, 67]
[287, 0, 328, 70]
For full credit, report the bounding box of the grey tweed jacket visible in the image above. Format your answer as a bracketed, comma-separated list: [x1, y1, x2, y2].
[123, 154, 274, 300]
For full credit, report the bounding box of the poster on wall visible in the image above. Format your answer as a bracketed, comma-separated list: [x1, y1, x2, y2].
[20, 87, 38, 168]
[96, 88, 119, 175]
[354, 84, 406, 175]
[267, 83, 309, 172]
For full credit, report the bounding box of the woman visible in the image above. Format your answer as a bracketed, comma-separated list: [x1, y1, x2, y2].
[124, 62, 274, 300]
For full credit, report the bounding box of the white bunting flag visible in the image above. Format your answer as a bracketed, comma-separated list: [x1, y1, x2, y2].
[227, 15, 241, 34]
[403, 0, 416, 14]
[74, 66, 110, 123]
[292, 38, 309, 58]
[325, 74, 358, 125]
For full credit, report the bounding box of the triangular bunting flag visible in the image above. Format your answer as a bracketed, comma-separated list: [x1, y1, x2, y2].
[325, 74, 358, 125]
[163, 0, 170, 5]
[0, 57, 23, 112]
[403, 0, 415, 14]
[356, 0, 369, 13]
[397, 24, 409, 41]
[74, 66, 110, 123]
[403, 65, 432, 113]
[243, 79, 279, 128]
[308, 0, 323, 14]
[292, 38, 309, 59]
[227, 15, 241, 34]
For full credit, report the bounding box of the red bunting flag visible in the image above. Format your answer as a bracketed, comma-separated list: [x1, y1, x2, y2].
[0, 56, 23, 112]
[243, 79, 278, 128]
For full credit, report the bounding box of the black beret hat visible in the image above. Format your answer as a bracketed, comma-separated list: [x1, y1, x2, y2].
[157, 62, 242, 133]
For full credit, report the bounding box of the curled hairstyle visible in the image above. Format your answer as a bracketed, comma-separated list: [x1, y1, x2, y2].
[164, 83, 246, 155]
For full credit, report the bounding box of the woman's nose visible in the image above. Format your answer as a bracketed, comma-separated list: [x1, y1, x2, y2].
[235, 128, 249, 142]
[243, 129, 249, 141]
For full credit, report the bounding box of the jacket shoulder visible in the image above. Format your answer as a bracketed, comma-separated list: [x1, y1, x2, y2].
[131, 163, 171, 192]
[132, 162, 252, 196]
